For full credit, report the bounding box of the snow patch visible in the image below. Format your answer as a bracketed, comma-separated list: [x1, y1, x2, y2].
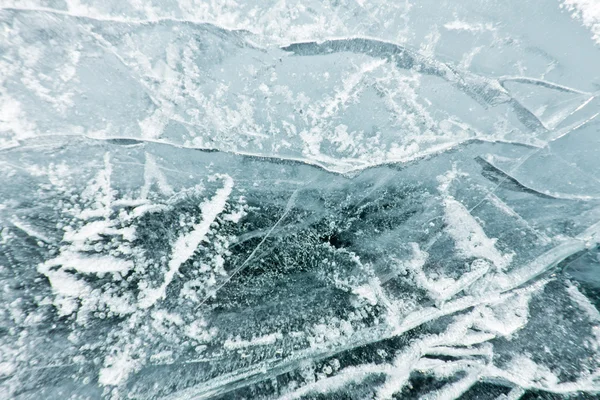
[562, 0, 600, 44]
[443, 20, 496, 32]
[43, 252, 133, 275]
[99, 349, 140, 386]
[224, 332, 283, 350]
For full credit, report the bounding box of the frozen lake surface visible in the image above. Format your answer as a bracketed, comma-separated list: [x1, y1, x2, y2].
[1, 1, 600, 399]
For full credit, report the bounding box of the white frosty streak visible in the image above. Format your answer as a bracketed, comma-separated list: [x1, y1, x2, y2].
[438, 170, 512, 270]
[43, 251, 133, 274]
[138, 174, 234, 309]
[443, 20, 495, 32]
[224, 332, 283, 350]
[140, 152, 173, 199]
[566, 282, 600, 321]
[98, 344, 140, 387]
[443, 197, 511, 270]
[562, 0, 600, 44]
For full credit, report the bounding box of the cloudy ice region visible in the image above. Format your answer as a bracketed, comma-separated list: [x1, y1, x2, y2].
[1, 1, 600, 399]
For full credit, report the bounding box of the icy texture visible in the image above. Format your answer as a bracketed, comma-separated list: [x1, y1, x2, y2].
[1, 1, 600, 399]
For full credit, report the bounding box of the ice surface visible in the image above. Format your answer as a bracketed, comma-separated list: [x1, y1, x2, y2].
[1, 1, 600, 399]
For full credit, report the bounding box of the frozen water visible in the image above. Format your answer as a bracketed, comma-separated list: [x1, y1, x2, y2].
[1, 1, 600, 399]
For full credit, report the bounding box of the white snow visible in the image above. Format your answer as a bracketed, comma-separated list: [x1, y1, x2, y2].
[224, 332, 283, 350]
[138, 110, 168, 140]
[98, 349, 140, 386]
[36, 266, 91, 316]
[0, 94, 36, 148]
[443, 20, 495, 32]
[562, 0, 600, 44]
[10, 217, 51, 243]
